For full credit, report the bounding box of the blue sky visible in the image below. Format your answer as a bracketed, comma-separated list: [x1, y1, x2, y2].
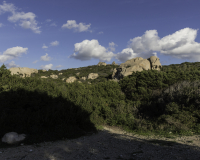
[0, 0, 200, 71]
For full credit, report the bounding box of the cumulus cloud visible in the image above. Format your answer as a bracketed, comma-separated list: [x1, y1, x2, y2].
[46, 19, 51, 22]
[107, 42, 118, 52]
[42, 41, 59, 50]
[50, 41, 59, 46]
[98, 31, 103, 34]
[40, 64, 53, 71]
[67, 39, 156, 63]
[114, 48, 138, 63]
[0, 1, 16, 14]
[68, 39, 115, 62]
[32, 53, 56, 71]
[43, 19, 57, 27]
[4, 60, 20, 68]
[126, 27, 200, 62]
[42, 44, 48, 49]
[0, 46, 28, 68]
[38, 64, 62, 71]
[50, 22, 57, 27]
[159, 28, 199, 55]
[0, 46, 54, 70]
[0, 1, 41, 34]
[61, 20, 92, 32]
[68, 28, 200, 64]
[2, 27, 200, 70]
[67, 38, 156, 64]
[40, 53, 52, 61]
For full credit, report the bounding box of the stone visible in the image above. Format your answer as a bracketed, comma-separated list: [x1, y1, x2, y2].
[8, 67, 38, 79]
[111, 56, 162, 82]
[2, 132, 26, 145]
[149, 56, 162, 71]
[111, 61, 118, 65]
[50, 75, 58, 79]
[87, 73, 99, 80]
[7, 57, 161, 86]
[65, 76, 77, 83]
[63, 73, 98, 84]
[97, 62, 107, 66]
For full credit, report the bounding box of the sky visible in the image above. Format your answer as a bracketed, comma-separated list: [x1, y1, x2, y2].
[0, 0, 200, 71]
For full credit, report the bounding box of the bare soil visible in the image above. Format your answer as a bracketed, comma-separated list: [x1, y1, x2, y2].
[0, 124, 200, 160]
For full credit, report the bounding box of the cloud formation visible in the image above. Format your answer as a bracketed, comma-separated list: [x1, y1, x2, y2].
[1, 25, 200, 70]
[61, 20, 92, 33]
[0, 1, 41, 34]
[50, 41, 59, 46]
[67, 28, 200, 64]
[68, 39, 115, 62]
[127, 28, 200, 62]
[0, 46, 28, 65]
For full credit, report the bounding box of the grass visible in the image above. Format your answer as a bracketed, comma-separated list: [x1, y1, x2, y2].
[0, 62, 200, 149]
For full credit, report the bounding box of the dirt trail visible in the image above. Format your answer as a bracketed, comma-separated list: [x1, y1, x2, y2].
[0, 125, 200, 160]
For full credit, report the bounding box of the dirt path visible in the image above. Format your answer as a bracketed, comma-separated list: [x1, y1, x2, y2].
[0, 125, 200, 160]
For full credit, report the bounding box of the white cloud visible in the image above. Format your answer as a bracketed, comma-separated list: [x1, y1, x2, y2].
[40, 64, 53, 71]
[54, 65, 62, 70]
[68, 39, 115, 62]
[0, 1, 41, 34]
[114, 48, 138, 63]
[0, 1, 16, 14]
[98, 31, 103, 34]
[107, 42, 118, 52]
[50, 22, 57, 27]
[33, 53, 55, 70]
[67, 38, 157, 64]
[68, 28, 200, 64]
[0, 46, 28, 65]
[120, 27, 200, 62]
[43, 19, 57, 26]
[46, 19, 51, 22]
[33, 60, 38, 64]
[2, 27, 200, 70]
[42, 44, 48, 49]
[0, 23, 3, 27]
[61, 20, 92, 32]
[127, 30, 161, 55]
[3, 60, 20, 68]
[50, 41, 59, 46]
[159, 28, 199, 54]
[40, 53, 52, 61]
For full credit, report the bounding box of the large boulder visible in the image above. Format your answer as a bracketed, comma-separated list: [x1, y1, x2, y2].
[111, 56, 162, 82]
[8, 67, 38, 79]
[97, 62, 107, 66]
[111, 61, 118, 65]
[2, 132, 26, 145]
[149, 56, 162, 71]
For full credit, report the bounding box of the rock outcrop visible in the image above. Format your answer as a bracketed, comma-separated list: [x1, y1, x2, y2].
[111, 56, 162, 82]
[7, 57, 161, 85]
[8, 67, 38, 79]
[97, 61, 118, 66]
[97, 62, 107, 66]
[39, 72, 99, 85]
[111, 61, 118, 65]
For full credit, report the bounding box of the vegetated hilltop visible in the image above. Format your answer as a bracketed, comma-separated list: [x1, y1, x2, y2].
[0, 61, 200, 149]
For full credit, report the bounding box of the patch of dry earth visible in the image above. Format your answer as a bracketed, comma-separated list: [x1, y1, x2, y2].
[0, 125, 200, 160]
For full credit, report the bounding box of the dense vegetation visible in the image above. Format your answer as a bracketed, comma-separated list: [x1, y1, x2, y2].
[0, 61, 200, 148]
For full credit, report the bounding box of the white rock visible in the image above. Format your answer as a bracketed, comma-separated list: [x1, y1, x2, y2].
[2, 132, 26, 144]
